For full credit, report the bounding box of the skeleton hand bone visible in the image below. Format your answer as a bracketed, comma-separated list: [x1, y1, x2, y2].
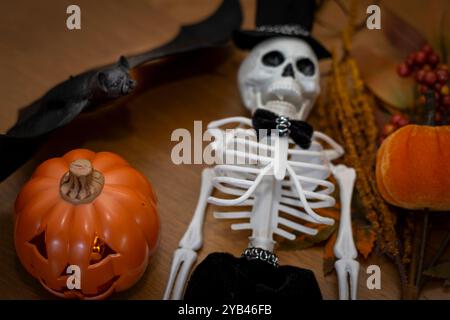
[332, 164, 360, 300]
[163, 168, 215, 300]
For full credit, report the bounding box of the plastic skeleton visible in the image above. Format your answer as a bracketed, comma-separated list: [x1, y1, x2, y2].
[164, 37, 359, 300]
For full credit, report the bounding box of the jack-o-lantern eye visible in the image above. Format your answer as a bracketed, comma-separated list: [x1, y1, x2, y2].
[29, 231, 48, 260]
[90, 236, 116, 265]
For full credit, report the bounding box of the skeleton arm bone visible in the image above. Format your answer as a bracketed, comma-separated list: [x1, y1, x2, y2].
[331, 164, 360, 300]
[316, 130, 359, 299]
[163, 168, 215, 300]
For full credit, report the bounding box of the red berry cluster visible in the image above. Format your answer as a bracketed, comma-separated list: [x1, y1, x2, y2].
[397, 44, 450, 121]
[381, 113, 409, 142]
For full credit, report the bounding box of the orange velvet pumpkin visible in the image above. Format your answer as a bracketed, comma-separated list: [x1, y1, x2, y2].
[14, 149, 159, 299]
[376, 125, 450, 211]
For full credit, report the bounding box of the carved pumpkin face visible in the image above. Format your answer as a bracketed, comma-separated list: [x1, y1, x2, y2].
[376, 125, 450, 211]
[14, 149, 159, 299]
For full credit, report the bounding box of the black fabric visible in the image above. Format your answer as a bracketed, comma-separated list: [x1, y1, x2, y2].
[233, 0, 331, 59]
[233, 31, 331, 59]
[252, 108, 314, 149]
[255, 0, 315, 31]
[184, 252, 322, 301]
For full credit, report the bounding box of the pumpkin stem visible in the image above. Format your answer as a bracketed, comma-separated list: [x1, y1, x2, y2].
[60, 159, 104, 204]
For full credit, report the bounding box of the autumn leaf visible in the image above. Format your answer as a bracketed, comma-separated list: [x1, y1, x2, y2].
[350, 6, 422, 110]
[351, 1, 450, 110]
[423, 262, 450, 280]
[354, 222, 377, 259]
[383, 0, 450, 63]
[317, 0, 449, 111]
[360, 59, 416, 110]
[382, 6, 427, 57]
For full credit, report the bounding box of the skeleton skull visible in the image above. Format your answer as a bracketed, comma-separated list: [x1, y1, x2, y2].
[238, 37, 320, 120]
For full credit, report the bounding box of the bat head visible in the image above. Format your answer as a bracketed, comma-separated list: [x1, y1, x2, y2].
[97, 57, 136, 98]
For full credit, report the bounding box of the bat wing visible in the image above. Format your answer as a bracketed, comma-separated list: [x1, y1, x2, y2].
[8, 73, 94, 138]
[127, 0, 242, 68]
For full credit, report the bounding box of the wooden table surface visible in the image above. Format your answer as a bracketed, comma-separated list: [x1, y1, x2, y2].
[0, 0, 448, 300]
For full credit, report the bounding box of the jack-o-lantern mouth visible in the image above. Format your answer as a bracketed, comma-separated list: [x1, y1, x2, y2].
[89, 236, 117, 265]
[40, 275, 120, 299]
[28, 232, 120, 299]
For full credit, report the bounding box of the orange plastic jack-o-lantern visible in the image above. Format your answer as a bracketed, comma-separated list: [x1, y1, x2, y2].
[14, 149, 159, 299]
[376, 125, 450, 211]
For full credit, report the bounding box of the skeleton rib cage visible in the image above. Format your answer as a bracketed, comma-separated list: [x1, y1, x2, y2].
[207, 116, 342, 250]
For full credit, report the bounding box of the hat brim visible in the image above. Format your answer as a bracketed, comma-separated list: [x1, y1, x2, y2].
[232, 30, 331, 59]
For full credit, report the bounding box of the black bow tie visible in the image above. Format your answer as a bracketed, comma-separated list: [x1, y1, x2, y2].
[251, 109, 314, 149]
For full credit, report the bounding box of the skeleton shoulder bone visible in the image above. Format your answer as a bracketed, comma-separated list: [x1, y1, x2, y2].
[164, 37, 359, 300]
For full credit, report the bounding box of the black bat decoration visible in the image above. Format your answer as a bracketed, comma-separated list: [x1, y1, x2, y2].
[8, 57, 134, 138]
[0, 0, 242, 182]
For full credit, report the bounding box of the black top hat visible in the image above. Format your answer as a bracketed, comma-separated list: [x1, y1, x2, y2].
[233, 0, 331, 59]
